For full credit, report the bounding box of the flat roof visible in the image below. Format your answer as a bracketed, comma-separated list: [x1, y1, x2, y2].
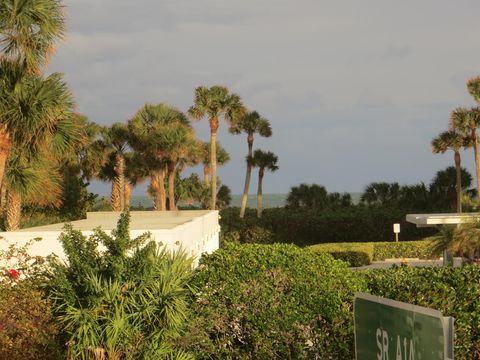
[406, 212, 480, 227]
[11, 210, 213, 232]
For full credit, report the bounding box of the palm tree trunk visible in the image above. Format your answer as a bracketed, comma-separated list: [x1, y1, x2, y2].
[6, 190, 21, 231]
[210, 124, 218, 210]
[111, 181, 121, 211]
[153, 168, 167, 211]
[257, 169, 264, 218]
[240, 135, 254, 218]
[115, 153, 125, 211]
[167, 161, 177, 211]
[0, 129, 12, 194]
[203, 164, 210, 186]
[124, 182, 131, 209]
[0, 184, 6, 214]
[454, 150, 462, 213]
[473, 129, 480, 198]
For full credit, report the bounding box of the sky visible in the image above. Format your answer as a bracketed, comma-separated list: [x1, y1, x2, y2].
[48, 0, 480, 196]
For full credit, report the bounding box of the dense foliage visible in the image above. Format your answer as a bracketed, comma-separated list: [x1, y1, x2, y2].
[364, 265, 480, 359]
[47, 212, 194, 359]
[310, 240, 437, 266]
[183, 243, 365, 359]
[220, 207, 437, 246]
[0, 240, 61, 359]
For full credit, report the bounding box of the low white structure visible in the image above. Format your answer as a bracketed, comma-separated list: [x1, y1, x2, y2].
[406, 213, 480, 227]
[0, 210, 220, 267]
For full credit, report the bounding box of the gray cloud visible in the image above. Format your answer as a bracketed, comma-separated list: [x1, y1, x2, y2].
[48, 0, 480, 195]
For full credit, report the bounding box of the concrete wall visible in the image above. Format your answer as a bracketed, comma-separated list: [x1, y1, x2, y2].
[0, 211, 219, 268]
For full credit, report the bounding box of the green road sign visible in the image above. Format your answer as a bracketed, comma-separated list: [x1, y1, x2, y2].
[354, 293, 454, 360]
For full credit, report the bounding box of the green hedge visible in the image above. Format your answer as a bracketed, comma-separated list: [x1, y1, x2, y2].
[310, 240, 437, 266]
[186, 244, 480, 358]
[220, 207, 437, 246]
[373, 239, 436, 260]
[364, 266, 480, 359]
[184, 243, 366, 359]
[310, 242, 374, 266]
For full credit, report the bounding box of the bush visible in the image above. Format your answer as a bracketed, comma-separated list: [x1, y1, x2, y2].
[310, 239, 437, 265]
[0, 240, 61, 359]
[183, 243, 366, 359]
[47, 212, 194, 359]
[310, 242, 374, 266]
[364, 265, 480, 359]
[373, 239, 436, 260]
[220, 207, 437, 246]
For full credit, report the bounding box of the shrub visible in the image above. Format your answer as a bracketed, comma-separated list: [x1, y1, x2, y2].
[0, 240, 61, 359]
[220, 207, 437, 246]
[310, 242, 374, 266]
[47, 212, 194, 359]
[183, 243, 366, 359]
[364, 265, 480, 359]
[373, 239, 436, 260]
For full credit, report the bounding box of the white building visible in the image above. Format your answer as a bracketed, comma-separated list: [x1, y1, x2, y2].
[0, 210, 220, 267]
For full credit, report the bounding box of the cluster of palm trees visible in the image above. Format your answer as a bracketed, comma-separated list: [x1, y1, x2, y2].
[0, 0, 280, 229]
[431, 76, 480, 213]
[0, 0, 81, 230]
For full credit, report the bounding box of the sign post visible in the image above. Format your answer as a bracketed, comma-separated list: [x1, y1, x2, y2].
[354, 293, 454, 360]
[393, 223, 400, 242]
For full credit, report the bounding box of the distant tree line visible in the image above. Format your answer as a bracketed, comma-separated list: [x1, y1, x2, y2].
[286, 166, 475, 213]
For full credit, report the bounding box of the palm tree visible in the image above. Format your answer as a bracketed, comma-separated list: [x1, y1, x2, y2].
[98, 123, 130, 211]
[0, 0, 66, 73]
[230, 111, 272, 218]
[429, 166, 473, 212]
[163, 123, 197, 211]
[129, 103, 191, 211]
[0, 60, 74, 193]
[360, 182, 401, 207]
[4, 151, 62, 230]
[450, 107, 480, 197]
[200, 141, 230, 185]
[431, 129, 471, 213]
[188, 86, 244, 209]
[249, 149, 279, 218]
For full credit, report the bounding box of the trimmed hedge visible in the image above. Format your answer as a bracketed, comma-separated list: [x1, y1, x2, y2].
[310, 239, 437, 266]
[184, 243, 366, 359]
[310, 242, 374, 266]
[364, 265, 480, 359]
[186, 243, 480, 359]
[373, 239, 436, 260]
[220, 207, 437, 246]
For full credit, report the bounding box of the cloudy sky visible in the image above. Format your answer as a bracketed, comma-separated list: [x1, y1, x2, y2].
[49, 0, 480, 195]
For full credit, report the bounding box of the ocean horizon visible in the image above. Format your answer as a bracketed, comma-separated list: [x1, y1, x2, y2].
[103, 192, 362, 209]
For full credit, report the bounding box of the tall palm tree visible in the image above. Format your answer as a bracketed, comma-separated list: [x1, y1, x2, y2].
[200, 141, 230, 185]
[129, 103, 191, 211]
[431, 129, 471, 213]
[230, 111, 272, 218]
[248, 149, 279, 218]
[188, 86, 244, 210]
[99, 123, 130, 211]
[450, 107, 480, 196]
[163, 123, 196, 211]
[0, 60, 74, 193]
[0, 0, 66, 73]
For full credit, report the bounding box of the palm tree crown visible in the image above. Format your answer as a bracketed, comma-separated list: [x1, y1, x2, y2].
[467, 76, 480, 104]
[0, 0, 66, 73]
